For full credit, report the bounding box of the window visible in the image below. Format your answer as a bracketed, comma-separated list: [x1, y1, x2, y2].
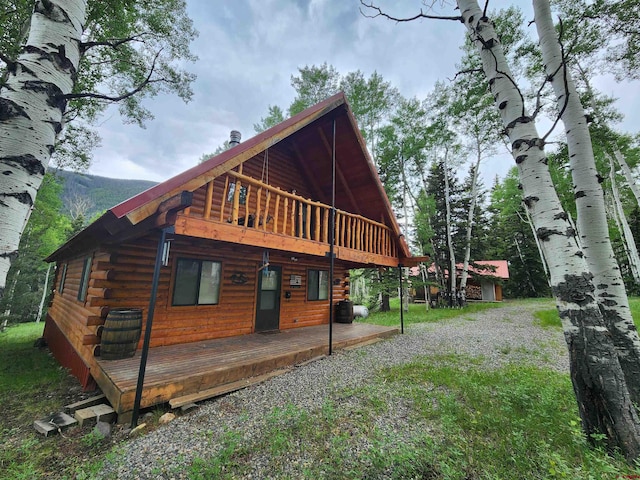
[227, 182, 247, 205]
[59, 263, 68, 294]
[307, 269, 329, 301]
[173, 258, 222, 306]
[77, 257, 92, 301]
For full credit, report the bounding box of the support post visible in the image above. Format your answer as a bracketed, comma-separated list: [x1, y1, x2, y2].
[329, 119, 336, 355]
[398, 264, 404, 334]
[131, 226, 171, 428]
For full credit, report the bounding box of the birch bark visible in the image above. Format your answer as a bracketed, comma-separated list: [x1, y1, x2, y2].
[0, 0, 87, 297]
[609, 156, 640, 284]
[615, 149, 640, 207]
[442, 150, 457, 305]
[36, 263, 52, 323]
[457, 0, 640, 460]
[459, 149, 481, 294]
[533, 0, 640, 404]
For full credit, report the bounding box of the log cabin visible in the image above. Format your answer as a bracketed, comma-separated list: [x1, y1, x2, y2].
[43, 92, 424, 418]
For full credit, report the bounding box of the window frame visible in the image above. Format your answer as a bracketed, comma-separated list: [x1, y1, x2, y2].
[307, 269, 329, 301]
[59, 263, 68, 294]
[77, 257, 92, 302]
[172, 257, 223, 307]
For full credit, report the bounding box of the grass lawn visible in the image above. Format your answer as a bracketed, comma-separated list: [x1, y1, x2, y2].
[356, 298, 505, 327]
[3, 299, 640, 479]
[0, 322, 115, 479]
[534, 297, 640, 329]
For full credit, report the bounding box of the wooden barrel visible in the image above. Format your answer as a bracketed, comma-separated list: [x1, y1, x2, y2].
[100, 308, 142, 360]
[335, 300, 354, 324]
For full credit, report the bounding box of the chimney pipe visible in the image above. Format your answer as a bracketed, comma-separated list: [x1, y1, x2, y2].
[229, 130, 241, 147]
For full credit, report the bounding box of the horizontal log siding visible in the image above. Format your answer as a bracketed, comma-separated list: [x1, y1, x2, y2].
[47, 233, 351, 375]
[279, 261, 348, 330]
[46, 252, 113, 388]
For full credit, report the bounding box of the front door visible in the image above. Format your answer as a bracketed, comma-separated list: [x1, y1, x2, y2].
[255, 266, 281, 332]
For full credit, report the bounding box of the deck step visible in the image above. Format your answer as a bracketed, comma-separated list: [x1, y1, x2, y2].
[169, 367, 292, 409]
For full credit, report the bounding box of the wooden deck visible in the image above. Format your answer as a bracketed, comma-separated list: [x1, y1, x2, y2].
[93, 322, 398, 418]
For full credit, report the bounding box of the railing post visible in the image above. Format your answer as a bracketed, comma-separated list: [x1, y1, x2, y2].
[231, 180, 241, 225]
[273, 194, 281, 234]
[220, 176, 230, 222]
[204, 181, 213, 219]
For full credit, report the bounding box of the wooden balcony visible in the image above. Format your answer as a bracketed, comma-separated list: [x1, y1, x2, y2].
[173, 170, 401, 267]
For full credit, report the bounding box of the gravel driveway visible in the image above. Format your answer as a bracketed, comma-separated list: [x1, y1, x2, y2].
[97, 301, 568, 479]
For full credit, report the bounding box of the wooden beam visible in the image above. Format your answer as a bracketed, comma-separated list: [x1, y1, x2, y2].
[334, 246, 400, 268]
[169, 368, 292, 409]
[158, 191, 193, 214]
[175, 215, 330, 258]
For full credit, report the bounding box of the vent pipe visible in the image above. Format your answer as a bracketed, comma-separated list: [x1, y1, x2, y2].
[229, 130, 241, 146]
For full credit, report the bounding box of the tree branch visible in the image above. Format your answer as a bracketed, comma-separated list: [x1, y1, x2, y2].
[80, 33, 154, 53]
[359, 1, 461, 23]
[62, 49, 162, 103]
[449, 67, 483, 82]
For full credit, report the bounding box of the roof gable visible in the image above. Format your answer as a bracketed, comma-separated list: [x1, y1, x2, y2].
[48, 92, 411, 261]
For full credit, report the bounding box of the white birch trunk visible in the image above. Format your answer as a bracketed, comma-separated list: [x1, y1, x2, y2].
[519, 208, 551, 286]
[0, 0, 86, 297]
[609, 156, 640, 284]
[534, 0, 640, 405]
[458, 0, 640, 460]
[443, 150, 456, 305]
[459, 149, 481, 293]
[420, 263, 430, 311]
[36, 263, 52, 323]
[615, 149, 640, 207]
[1, 269, 20, 330]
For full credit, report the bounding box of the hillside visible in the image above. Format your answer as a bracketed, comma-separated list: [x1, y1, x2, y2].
[52, 169, 157, 220]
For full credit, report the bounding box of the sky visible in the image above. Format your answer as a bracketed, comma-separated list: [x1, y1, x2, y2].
[86, 0, 640, 186]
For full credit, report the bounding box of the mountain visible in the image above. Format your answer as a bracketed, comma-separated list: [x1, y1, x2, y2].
[52, 169, 157, 220]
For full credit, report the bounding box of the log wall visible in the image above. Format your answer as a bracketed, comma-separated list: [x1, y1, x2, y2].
[46, 233, 350, 387]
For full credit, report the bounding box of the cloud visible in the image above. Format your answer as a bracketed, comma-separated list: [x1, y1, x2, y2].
[88, 0, 640, 184]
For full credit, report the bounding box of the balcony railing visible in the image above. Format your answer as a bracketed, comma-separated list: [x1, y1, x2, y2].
[184, 171, 397, 258]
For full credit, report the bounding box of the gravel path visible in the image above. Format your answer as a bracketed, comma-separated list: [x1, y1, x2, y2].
[97, 302, 568, 479]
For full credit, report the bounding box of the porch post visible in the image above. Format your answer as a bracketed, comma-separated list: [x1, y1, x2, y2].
[398, 264, 404, 334]
[131, 226, 171, 428]
[328, 118, 336, 355]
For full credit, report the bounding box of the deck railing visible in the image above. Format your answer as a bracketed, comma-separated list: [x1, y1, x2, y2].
[188, 171, 397, 258]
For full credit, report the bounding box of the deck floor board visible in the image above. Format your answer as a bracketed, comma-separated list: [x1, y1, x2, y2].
[95, 322, 398, 413]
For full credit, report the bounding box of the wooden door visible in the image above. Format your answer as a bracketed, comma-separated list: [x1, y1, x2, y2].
[255, 266, 281, 332]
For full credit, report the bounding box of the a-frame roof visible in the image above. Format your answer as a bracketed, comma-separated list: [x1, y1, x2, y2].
[47, 92, 412, 262]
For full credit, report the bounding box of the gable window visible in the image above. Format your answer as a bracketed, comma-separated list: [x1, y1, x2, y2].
[173, 258, 222, 306]
[307, 269, 329, 301]
[59, 263, 68, 294]
[77, 257, 92, 302]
